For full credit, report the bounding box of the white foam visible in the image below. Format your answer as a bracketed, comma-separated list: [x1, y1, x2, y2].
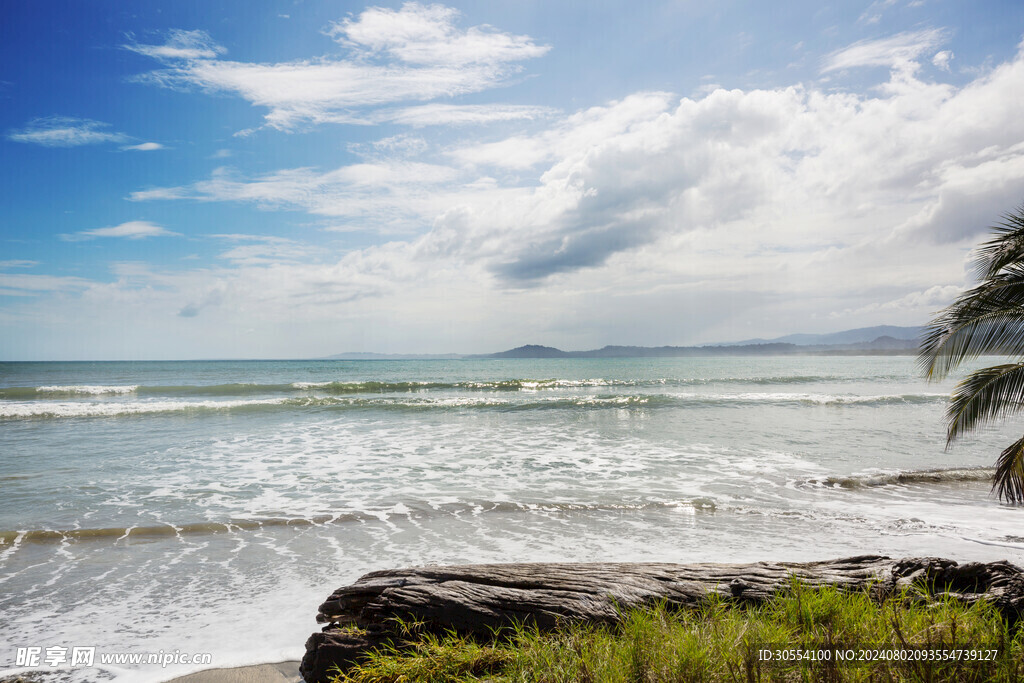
[673, 391, 948, 405]
[0, 398, 288, 418]
[36, 384, 139, 395]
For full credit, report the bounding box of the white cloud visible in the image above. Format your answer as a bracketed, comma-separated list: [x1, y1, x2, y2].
[822, 28, 949, 73]
[857, 0, 897, 25]
[20, 31, 1024, 356]
[379, 104, 557, 127]
[834, 284, 963, 318]
[133, 41, 1024, 295]
[60, 221, 180, 241]
[125, 29, 226, 61]
[130, 3, 549, 131]
[325, 3, 549, 66]
[0, 260, 39, 269]
[208, 234, 317, 265]
[448, 91, 674, 170]
[8, 116, 128, 147]
[0, 272, 92, 296]
[122, 142, 165, 151]
[130, 163, 466, 231]
[932, 50, 953, 71]
[364, 134, 430, 157]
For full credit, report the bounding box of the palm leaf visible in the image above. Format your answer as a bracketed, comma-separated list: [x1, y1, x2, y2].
[945, 363, 1024, 443]
[919, 306, 1024, 380]
[918, 271, 1024, 379]
[972, 205, 1024, 279]
[994, 435, 1024, 504]
[920, 203, 1024, 504]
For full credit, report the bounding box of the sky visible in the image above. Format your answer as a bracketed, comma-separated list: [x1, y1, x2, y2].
[2, 1, 1024, 359]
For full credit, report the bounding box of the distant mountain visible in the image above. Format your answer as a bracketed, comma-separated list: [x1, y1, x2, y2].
[326, 325, 926, 360]
[721, 325, 922, 347]
[322, 352, 464, 360]
[483, 344, 568, 359]
[471, 340, 917, 359]
[845, 335, 919, 351]
[472, 330, 923, 359]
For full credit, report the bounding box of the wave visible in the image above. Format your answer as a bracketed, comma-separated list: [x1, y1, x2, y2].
[0, 379, 638, 399]
[0, 374, 908, 400]
[0, 517, 334, 545]
[0, 398, 290, 418]
[0, 391, 950, 419]
[0, 498, 716, 546]
[0, 384, 141, 398]
[802, 467, 995, 489]
[0, 395, 669, 418]
[712, 392, 948, 406]
[0, 383, 297, 399]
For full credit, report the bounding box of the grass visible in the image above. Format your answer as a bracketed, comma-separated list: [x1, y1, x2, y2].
[329, 581, 1024, 682]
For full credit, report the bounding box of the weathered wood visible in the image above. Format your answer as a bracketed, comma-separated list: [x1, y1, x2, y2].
[300, 556, 1024, 682]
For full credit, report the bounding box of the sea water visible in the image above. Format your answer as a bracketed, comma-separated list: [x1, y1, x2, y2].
[2, 356, 1023, 681]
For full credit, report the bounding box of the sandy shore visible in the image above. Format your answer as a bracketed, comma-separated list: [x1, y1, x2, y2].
[166, 661, 301, 683]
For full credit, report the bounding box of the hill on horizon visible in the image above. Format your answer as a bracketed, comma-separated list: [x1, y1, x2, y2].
[718, 325, 922, 346]
[324, 325, 925, 359]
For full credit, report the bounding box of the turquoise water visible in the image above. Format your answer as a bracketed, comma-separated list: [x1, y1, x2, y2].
[2, 357, 1023, 681]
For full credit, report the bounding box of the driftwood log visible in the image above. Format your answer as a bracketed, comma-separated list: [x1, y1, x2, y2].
[301, 555, 1024, 682]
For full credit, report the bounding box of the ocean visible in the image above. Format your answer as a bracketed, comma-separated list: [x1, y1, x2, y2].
[2, 356, 1023, 681]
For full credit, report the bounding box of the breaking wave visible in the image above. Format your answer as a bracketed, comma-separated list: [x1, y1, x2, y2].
[0, 391, 949, 419]
[0, 498, 717, 546]
[0, 373, 906, 400]
[802, 467, 995, 489]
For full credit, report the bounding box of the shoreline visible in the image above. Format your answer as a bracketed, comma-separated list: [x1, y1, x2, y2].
[0, 661, 303, 683]
[165, 661, 301, 683]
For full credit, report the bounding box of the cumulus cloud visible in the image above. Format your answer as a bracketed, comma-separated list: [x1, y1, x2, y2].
[130, 3, 550, 131]
[22, 24, 1024, 355]
[131, 38, 1024, 302]
[8, 116, 128, 147]
[835, 284, 964, 318]
[60, 220, 180, 241]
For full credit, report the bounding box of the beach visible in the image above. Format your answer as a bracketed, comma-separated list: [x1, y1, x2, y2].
[3, 356, 1024, 681]
[167, 661, 301, 683]
[6, 0, 1024, 679]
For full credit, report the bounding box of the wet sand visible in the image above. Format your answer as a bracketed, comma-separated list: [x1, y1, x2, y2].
[165, 661, 301, 683]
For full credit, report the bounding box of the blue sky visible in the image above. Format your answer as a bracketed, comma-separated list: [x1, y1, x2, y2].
[3, 1, 1024, 359]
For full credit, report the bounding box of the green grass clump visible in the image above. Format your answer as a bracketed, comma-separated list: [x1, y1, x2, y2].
[332, 630, 512, 683]
[331, 582, 1024, 682]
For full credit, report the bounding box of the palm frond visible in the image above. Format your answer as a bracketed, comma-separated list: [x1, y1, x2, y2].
[922, 203, 1024, 505]
[945, 363, 1024, 443]
[918, 271, 1024, 380]
[973, 205, 1024, 279]
[994, 435, 1024, 504]
[919, 306, 1024, 380]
